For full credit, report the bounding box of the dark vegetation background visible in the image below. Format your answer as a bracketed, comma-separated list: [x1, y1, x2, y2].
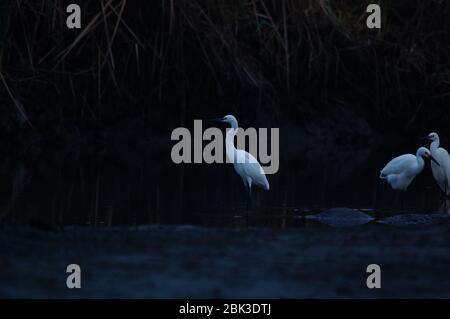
[0, 0, 449, 154]
[2, 2, 450, 299]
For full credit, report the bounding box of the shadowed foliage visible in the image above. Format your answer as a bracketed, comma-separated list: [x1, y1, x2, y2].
[0, 0, 449, 148]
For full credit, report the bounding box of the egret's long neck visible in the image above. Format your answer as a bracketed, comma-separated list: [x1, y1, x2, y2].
[225, 119, 238, 162]
[431, 137, 440, 152]
[415, 153, 425, 172]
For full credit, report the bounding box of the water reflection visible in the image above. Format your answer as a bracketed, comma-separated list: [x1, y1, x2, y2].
[0, 137, 446, 228]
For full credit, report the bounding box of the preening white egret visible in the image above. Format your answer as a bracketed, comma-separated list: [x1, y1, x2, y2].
[380, 147, 439, 191]
[425, 132, 450, 196]
[214, 115, 269, 222]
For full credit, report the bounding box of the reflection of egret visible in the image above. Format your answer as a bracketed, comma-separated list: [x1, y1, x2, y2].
[425, 132, 450, 196]
[380, 147, 439, 191]
[214, 115, 269, 223]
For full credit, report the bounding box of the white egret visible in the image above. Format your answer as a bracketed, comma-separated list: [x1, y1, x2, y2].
[425, 132, 450, 196]
[380, 147, 439, 191]
[214, 115, 269, 221]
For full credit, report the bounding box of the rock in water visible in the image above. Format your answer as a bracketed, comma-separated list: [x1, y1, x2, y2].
[377, 213, 450, 226]
[305, 208, 375, 227]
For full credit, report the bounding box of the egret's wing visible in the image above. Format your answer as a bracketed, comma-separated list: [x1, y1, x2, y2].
[235, 150, 270, 190]
[380, 154, 415, 177]
[436, 147, 450, 165]
[433, 147, 450, 173]
[431, 148, 450, 192]
[235, 150, 260, 167]
[437, 147, 450, 193]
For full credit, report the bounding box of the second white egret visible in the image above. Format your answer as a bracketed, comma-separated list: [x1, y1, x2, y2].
[425, 132, 450, 196]
[380, 147, 439, 191]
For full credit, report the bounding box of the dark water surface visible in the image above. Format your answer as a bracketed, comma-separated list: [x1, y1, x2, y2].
[2, 222, 450, 298]
[1, 127, 449, 298]
[0, 128, 447, 227]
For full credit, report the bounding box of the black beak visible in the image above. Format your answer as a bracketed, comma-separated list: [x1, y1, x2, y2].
[429, 155, 440, 166]
[211, 117, 224, 123]
[422, 135, 431, 141]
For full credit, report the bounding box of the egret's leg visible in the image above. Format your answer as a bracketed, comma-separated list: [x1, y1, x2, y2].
[394, 191, 405, 211]
[245, 190, 250, 211]
[442, 180, 448, 212]
[445, 179, 448, 198]
[246, 186, 252, 227]
[394, 191, 400, 210]
[400, 191, 405, 211]
[445, 179, 450, 201]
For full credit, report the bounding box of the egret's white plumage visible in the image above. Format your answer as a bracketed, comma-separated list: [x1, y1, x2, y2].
[426, 132, 450, 196]
[380, 147, 437, 191]
[218, 115, 269, 194]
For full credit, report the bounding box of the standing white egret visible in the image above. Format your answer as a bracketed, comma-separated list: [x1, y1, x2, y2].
[380, 147, 439, 191]
[214, 115, 269, 221]
[425, 132, 450, 196]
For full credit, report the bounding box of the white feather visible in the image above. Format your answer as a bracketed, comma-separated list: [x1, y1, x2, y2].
[221, 114, 270, 193]
[380, 147, 429, 191]
[428, 132, 450, 195]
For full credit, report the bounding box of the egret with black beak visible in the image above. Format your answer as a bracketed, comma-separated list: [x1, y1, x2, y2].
[213, 115, 269, 225]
